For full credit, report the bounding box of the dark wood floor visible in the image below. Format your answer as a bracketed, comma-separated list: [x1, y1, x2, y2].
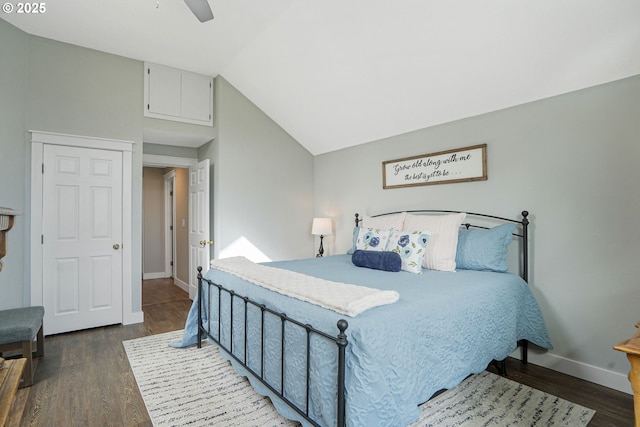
[7, 279, 635, 426]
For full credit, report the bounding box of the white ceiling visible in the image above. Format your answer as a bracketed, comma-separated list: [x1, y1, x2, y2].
[4, 0, 640, 155]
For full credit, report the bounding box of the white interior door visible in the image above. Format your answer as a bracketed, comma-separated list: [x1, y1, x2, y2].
[188, 159, 211, 299]
[42, 145, 123, 334]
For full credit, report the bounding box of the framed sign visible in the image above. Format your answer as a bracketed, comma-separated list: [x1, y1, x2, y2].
[382, 144, 487, 189]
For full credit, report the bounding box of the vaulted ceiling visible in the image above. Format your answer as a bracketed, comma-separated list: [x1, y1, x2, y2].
[3, 0, 640, 155]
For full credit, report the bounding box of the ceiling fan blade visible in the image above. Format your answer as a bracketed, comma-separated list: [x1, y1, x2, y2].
[184, 0, 214, 22]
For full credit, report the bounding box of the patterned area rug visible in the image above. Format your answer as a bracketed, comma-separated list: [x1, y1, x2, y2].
[123, 330, 595, 427]
[415, 371, 595, 426]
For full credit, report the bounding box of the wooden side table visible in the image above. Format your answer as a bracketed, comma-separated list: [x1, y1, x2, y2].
[0, 207, 22, 272]
[614, 322, 640, 427]
[0, 357, 26, 426]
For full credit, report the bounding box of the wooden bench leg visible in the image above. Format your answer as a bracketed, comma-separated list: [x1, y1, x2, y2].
[35, 324, 44, 358]
[19, 324, 44, 387]
[20, 340, 33, 388]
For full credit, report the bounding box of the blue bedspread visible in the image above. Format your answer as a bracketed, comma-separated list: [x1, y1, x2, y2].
[173, 255, 551, 427]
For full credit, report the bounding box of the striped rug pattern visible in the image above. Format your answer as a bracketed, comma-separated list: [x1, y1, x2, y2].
[416, 371, 595, 426]
[124, 330, 595, 427]
[123, 330, 295, 426]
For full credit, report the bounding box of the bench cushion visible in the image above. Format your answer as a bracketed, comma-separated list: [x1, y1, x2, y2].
[0, 306, 44, 344]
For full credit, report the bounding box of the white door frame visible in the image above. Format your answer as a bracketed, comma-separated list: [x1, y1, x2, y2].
[29, 130, 138, 325]
[163, 170, 176, 278]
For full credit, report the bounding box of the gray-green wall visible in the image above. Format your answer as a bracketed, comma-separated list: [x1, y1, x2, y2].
[143, 143, 199, 158]
[0, 19, 314, 319]
[0, 19, 28, 305]
[314, 74, 640, 392]
[201, 77, 315, 262]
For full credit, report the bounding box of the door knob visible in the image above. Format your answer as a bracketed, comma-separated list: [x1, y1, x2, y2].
[199, 240, 214, 247]
[113, 244, 120, 250]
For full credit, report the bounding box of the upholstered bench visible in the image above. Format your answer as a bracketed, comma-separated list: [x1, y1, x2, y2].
[0, 306, 44, 387]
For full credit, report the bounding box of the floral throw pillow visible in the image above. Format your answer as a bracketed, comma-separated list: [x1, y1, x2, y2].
[386, 230, 431, 273]
[355, 228, 391, 252]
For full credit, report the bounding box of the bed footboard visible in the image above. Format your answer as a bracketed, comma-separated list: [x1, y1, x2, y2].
[196, 266, 348, 427]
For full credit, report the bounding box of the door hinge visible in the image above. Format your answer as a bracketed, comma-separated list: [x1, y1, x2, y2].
[170, 261, 174, 266]
[42, 163, 44, 174]
[41, 235, 44, 244]
[170, 191, 173, 196]
[147, 103, 150, 110]
[170, 225, 173, 231]
[147, 68, 150, 75]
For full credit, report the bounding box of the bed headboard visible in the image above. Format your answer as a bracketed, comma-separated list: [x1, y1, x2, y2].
[355, 210, 530, 281]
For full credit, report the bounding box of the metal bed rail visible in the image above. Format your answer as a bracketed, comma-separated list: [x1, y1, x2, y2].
[196, 266, 348, 427]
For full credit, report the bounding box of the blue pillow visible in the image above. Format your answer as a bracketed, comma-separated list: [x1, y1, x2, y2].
[455, 223, 516, 272]
[352, 250, 402, 272]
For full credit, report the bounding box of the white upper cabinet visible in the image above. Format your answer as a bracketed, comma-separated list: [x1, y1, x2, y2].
[144, 62, 213, 126]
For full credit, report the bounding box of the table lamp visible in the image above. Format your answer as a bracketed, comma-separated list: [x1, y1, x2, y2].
[311, 218, 333, 257]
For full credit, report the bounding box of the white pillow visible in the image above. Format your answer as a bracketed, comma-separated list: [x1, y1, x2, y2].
[386, 230, 431, 273]
[355, 227, 392, 251]
[403, 212, 466, 272]
[360, 212, 406, 231]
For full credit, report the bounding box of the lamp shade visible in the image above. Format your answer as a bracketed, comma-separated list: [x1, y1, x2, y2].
[311, 218, 333, 236]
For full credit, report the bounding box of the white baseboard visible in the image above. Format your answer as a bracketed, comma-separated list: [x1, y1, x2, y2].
[174, 277, 189, 293]
[516, 348, 632, 395]
[143, 272, 167, 280]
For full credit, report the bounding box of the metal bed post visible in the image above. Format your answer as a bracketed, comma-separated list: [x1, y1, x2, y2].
[521, 210, 529, 283]
[305, 325, 312, 421]
[243, 297, 249, 363]
[520, 210, 530, 363]
[280, 314, 286, 396]
[336, 319, 348, 427]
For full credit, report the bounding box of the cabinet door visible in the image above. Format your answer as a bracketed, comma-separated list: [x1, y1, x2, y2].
[147, 64, 182, 118]
[181, 72, 212, 122]
[144, 62, 213, 126]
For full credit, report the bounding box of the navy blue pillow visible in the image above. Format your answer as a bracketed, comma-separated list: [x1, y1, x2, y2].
[352, 250, 402, 272]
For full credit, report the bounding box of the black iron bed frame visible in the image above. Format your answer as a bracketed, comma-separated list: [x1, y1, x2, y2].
[197, 210, 531, 427]
[196, 267, 349, 426]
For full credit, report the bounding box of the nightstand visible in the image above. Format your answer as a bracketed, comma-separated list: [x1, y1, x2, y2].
[614, 323, 640, 427]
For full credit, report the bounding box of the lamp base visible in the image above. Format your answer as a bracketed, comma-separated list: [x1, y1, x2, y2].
[316, 235, 325, 257]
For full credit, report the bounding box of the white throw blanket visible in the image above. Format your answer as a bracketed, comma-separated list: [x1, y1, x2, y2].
[209, 257, 399, 317]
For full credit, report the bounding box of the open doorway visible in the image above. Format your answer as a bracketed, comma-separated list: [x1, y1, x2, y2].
[142, 154, 212, 304]
[142, 166, 191, 309]
[142, 166, 190, 293]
